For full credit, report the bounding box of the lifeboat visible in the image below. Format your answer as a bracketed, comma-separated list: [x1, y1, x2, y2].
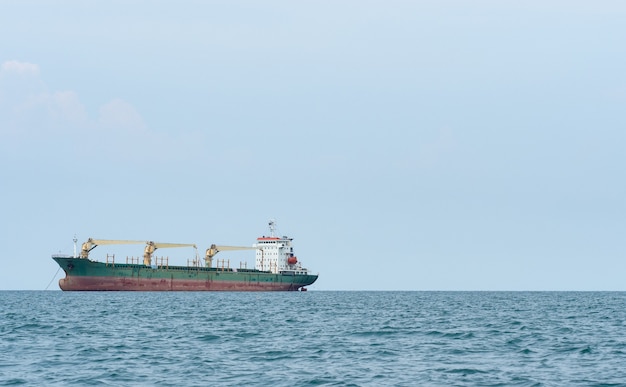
[287, 256, 298, 265]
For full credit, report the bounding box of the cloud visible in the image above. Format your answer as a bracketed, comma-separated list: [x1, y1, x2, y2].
[17, 90, 89, 127]
[1, 88, 89, 136]
[1, 61, 139, 134]
[98, 98, 146, 131]
[50, 91, 89, 125]
[0, 61, 146, 159]
[0, 61, 210, 165]
[1, 60, 40, 76]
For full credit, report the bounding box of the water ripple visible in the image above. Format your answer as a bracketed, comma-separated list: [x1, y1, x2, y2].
[1, 291, 626, 386]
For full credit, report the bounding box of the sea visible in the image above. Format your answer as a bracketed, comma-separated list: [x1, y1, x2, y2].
[1, 291, 625, 386]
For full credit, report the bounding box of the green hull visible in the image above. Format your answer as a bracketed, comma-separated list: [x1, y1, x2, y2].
[53, 256, 318, 291]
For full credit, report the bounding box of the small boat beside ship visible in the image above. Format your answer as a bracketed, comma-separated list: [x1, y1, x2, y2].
[52, 221, 318, 291]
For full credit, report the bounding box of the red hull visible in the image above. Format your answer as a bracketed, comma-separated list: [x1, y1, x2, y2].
[59, 276, 303, 291]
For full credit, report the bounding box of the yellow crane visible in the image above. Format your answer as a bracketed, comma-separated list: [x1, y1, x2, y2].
[80, 238, 145, 259]
[205, 244, 257, 268]
[80, 238, 197, 266]
[143, 241, 197, 266]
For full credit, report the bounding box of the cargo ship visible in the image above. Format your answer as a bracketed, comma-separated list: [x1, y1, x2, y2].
[52, 221, 318, 291]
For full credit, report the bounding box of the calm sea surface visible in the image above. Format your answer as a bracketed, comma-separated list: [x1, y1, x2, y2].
[1, 291, 625, 386]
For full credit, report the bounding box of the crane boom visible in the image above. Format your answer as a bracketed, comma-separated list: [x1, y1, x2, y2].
[143, 241, 197, 266]
[215, 245, 257, 252]
[204, 244, 258, 267]
[80, 238, 198, 265]
[80, 238, 146, 258]
[89, 239, 147, 246]
[152, 242, 197, 249]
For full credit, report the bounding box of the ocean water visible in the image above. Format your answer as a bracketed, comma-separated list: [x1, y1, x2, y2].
[1, 292, 626, 386]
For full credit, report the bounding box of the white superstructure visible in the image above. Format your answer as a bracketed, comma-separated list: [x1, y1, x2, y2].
[254, 220, 309, 275]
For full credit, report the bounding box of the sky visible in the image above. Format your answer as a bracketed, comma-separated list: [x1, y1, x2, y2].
[1, 1, 625, 291]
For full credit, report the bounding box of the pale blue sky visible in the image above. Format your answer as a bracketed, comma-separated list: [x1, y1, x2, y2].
[1, 1, 625, 290]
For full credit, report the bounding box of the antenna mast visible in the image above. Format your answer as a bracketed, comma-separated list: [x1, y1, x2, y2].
[268, 219, 276, 237]
[73, 235, 78, 258]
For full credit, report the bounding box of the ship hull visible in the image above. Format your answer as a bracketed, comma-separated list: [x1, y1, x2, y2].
[53, 257, 317, 291]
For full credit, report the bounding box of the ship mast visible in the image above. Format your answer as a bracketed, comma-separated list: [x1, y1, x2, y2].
[268, 219, 276, 237]
[73, 235, 78, 258]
